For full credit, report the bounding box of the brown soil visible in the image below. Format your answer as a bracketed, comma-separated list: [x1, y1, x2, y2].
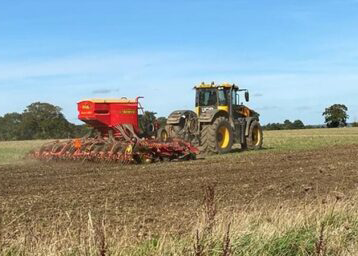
[1, 144, 358, 236]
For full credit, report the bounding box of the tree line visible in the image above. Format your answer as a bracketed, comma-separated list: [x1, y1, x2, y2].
[263, 104, 353, 130]
[0, 102, 354, 141]
[262, 119, 307, 130]
[0, 102, 90, 141]
[0, 102, 168, 141]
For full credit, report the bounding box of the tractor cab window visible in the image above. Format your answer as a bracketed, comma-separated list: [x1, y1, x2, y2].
[196, 89, 218, 107]
[218, 89, 229, 106]
[232, 90, 239, 105]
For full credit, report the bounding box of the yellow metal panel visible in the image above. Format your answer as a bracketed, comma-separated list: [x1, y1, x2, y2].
[221, 83, 233, 88]
[194, 83, 216, 89]
[194, 82, 238, 90]
[218, 106, 229, 112]
[195, 107, 200, 116]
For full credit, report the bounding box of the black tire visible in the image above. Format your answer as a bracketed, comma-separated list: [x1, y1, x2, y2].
[145, 123, 155, 137]
[157, 127, 169, 142]
[165, 124, 182, 139]
[241, 142, 248, 150]
[200, 116, 234, 154]
[246, 120, 263, 150]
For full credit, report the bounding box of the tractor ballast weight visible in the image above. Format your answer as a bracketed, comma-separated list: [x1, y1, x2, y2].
[30, 97, 198, 164]
[164, 82, 263, 154]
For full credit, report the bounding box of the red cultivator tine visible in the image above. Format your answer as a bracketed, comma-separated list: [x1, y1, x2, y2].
[29, 137, 197, 164]
[29, 97, 198, 164]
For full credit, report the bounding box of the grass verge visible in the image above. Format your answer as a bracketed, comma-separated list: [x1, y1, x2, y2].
[1, 189, 358, 255]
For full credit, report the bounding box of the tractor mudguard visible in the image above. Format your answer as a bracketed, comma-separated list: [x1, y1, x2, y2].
[245, 117, 259, 136]
[167, 110, 196, 124]
[199, 109, 229, 123]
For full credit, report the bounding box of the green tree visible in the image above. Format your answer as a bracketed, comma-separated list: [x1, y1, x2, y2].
[0, 113, 23, 140]
[283, 120, 293, 129]
[0, 102, 93, 141]
[71, 124, 92, 138]
[263, 119, 306, 131]
[322, 104, 349, 128]
[292, 120, 305, 129]
[263, 123, 283, 130]
[21, 102, 73, 139]
[138, 111, 157, 136]
[157, 117, 167, 128]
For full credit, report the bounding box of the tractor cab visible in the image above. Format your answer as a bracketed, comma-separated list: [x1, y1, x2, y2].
[194, 82, 251, 118]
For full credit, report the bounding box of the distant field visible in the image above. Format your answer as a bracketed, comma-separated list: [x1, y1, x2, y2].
[1, 128, 358, 255]
[1, 127, 358, 165]
[0, 140, 48, 165]
[263, 127, 358, 151]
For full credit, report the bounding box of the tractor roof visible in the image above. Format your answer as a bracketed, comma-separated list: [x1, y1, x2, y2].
[194, 82, 239, 90]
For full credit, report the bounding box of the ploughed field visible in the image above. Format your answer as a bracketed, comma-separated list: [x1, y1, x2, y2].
[1, 128, 358, 255]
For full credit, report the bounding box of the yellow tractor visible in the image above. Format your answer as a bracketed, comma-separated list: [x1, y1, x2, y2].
[163, 82, 263, 154]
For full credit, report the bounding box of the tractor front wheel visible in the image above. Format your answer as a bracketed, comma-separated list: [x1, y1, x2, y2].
[201, 117, 234, 154]
[157, 127, 169, 142]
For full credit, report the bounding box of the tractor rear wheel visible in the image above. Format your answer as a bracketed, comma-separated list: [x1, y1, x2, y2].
[168, 124, 183, 138]
[246, 120, 263, 150]
[201, 117, 233, 154]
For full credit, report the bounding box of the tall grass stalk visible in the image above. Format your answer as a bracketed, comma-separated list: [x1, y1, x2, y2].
[2, 195, 358, 255]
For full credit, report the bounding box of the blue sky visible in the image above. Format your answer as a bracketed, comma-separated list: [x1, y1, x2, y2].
[1, 0, 358, 124]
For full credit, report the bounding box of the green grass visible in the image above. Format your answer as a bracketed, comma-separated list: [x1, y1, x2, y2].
[263, 127, 358, 152]
[1, 128, 358, 165]
[0, 140, 49, 165]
